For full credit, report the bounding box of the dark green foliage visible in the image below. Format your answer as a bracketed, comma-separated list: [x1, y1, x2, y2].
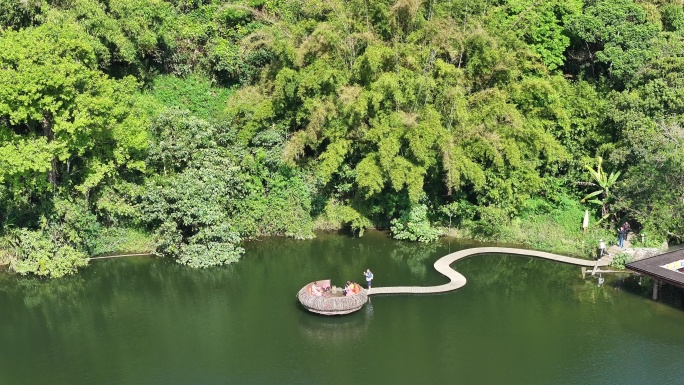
[5, 0, 684, 276]
[0, 0, 42, 29]
[661, 4, 684, 32]
[231, 164, 314, 239]
[140, 110, 246, 267]
[140, 108, 313, 267]
[565, 0, 660, 87]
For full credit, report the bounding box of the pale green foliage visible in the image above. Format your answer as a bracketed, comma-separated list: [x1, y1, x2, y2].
[322, 201, 373, 236]
[41, 0, 175, 71]
[355, 155, 385, 198]
[468, 193, 614, 257]
[439, 201, 463, 229]
[661, 4, 684, 32]
[317, 139, 351, 184]
[581, 156, 621, 223]
[222, 0, 584, 234]
[494, 0, 580, 70]
[137, 74, 234, 121]
[3, 229, 88, 278]
[0, 22, 146, 196]
[224, 86, 275, 146]
[0, 19, 147, 276]
[89, 227, 154, 256]
[390, 204, 440, 243]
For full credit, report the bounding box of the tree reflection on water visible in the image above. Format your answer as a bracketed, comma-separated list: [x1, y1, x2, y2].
[297, 301, 373, 344]
[389, 241, 440, 279]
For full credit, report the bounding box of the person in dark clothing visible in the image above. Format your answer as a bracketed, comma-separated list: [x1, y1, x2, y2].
[623, 222, 631, 244]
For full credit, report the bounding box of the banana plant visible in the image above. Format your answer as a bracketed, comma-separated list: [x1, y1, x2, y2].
[580, 156, 621, 224]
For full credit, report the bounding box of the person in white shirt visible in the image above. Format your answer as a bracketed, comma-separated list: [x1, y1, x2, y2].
[364, 269, 373, 289]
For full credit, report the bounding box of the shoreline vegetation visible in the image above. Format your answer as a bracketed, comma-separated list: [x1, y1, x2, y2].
[0, 196, 659, 276]
[1, 0, 682, 278]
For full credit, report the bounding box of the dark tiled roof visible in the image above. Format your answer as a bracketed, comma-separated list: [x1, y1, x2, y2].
[626, 249, 684, 288]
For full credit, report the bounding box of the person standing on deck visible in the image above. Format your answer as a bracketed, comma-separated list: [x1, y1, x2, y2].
[599, 239, 606, 259]
[623, 222, 631, 244]
[618, 225, 625, 249]
[364, 269, 373, 289]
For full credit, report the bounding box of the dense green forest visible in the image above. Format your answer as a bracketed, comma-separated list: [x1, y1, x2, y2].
[1, 0, 684, 277]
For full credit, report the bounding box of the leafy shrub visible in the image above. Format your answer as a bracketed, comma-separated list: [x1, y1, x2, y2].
[141, 153, 247, 267]
[177, 224, 244, 268]
[457, 194, 614, 258]
[320, 201, 373, 236]
[465, 205, 513, 239]
[390, 204, 440, 243]
[138, 74, 233, 121]
[2, 229, 88, 278]
[140, 111, 247, 267]
[52, 197, 101, 255]
[611, 252, 632, 269]
[628, 231, 666, 249]
[439, 200, 477, 229]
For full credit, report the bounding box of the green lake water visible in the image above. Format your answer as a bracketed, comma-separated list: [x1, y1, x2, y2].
[1, 231, 684, 384]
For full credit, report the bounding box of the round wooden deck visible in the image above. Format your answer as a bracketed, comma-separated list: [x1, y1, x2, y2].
[368, 247, 609, 296]
[298, 283, 368, 315]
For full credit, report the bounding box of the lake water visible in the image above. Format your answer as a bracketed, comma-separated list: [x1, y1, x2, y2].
[1, 231, 683, 384]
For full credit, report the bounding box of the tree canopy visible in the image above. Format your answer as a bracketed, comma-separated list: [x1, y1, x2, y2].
[2, 0, 684, 276]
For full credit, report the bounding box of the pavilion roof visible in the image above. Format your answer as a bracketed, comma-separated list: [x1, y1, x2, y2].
[626, 249, 684, 289]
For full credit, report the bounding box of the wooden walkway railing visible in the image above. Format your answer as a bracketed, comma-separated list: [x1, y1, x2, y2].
[368, 247, 610, 296]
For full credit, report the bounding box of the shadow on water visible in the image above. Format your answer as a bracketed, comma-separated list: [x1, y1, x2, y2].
[611, 273, 684, 311]
[297, 299, 373, 344]
[389, 241, 440, 279]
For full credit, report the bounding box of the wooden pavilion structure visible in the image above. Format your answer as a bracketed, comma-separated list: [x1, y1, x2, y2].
[626, 249, 684, 302]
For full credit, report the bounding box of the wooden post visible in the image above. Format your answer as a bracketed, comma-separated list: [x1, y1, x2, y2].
[652, 279, 659, 300]
[674, 288, 683, 309]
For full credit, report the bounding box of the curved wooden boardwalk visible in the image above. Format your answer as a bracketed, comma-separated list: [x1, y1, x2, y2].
[368, 247, 610, 296]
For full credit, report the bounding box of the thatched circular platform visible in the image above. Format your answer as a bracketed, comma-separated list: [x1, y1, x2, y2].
[297, 282, 368, 316]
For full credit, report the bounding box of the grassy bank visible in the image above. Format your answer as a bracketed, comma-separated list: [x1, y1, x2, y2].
[451, 197, 614, 259]
[89, 228, 156, 257]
